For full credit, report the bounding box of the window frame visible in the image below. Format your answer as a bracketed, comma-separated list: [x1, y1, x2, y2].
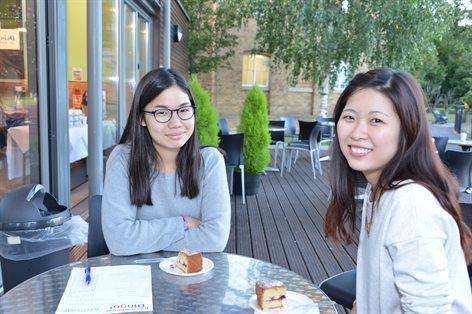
[241, 53, 270, 91]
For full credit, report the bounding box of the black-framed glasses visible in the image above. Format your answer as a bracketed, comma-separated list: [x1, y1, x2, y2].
[143, 105, 195, 123]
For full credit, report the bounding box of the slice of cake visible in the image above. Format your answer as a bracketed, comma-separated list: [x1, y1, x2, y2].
[256, 279, 288, 310]
[175, 249, 203, 273]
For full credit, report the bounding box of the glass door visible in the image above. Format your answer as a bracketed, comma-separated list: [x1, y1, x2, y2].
[123, 3, 150, 118]
[0, 0, 40, 197]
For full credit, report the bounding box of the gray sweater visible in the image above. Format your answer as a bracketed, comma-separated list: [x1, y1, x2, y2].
[357, 182, 472, 313]
[102, 144, 231, 256]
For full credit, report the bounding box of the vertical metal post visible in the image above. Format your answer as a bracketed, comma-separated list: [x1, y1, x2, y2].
[87, 0, 103, 197]
[48, 0, 70, 205]
[163, 0, 171, 68]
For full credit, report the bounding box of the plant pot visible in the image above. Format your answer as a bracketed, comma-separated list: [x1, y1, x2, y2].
[233, 172, 261, 195]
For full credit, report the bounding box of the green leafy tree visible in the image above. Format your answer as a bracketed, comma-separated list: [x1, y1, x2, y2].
[237, 85, 271, 174]
[248, 0, 455, 83]
[413, 5, 472, 106]
[189, 75, 220, 146]
[180, 0, 246, 74]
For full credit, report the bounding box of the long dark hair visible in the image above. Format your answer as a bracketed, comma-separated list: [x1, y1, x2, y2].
[119, 68, 202, 206]
[324, 68, 472, 263]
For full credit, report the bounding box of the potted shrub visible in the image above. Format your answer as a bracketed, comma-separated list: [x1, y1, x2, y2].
[235, 84, 271, 195]
[189, 74, 220, 146]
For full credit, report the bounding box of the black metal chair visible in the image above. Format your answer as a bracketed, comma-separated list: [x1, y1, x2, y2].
[219, 133, 245, 204]
[444, 150, 472, 193]
[269, 120, 286, 171]
[459, 202, 472, 288]
[319, 269, 356, 310]
[433, 136, 448, 162]
[87, 195, 110, 258]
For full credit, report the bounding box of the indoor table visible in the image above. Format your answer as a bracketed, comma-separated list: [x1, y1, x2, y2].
[0, 252, 336, 313]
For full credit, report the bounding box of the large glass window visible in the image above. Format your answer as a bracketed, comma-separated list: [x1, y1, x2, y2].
[124, 4, 136, 117]
[123, 5, 150, 117]
[102, 0, 119, 150]
[0, 0, 40, 197]
[242, 53, 270, 90]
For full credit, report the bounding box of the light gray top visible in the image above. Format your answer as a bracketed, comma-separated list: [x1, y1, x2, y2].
[102, 144, 231, 256]
[356, 181, 472, 313]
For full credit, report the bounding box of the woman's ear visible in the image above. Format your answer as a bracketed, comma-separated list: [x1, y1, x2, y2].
[140, 116, 147, 127]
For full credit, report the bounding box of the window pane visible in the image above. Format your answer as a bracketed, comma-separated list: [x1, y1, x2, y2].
[242, 54, 269, 88]
[0, 0, 40, 196]
[124, 4, 136, 117]
[138, 17, 149, 80]
[102, 0, 119, 150]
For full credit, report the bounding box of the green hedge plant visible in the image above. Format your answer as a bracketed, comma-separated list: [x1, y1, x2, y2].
[189, 74, 220, 146]
[237, 84, 271, 174]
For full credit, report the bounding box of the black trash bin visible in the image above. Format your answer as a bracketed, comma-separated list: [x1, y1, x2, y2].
[0, 184, 72, 293]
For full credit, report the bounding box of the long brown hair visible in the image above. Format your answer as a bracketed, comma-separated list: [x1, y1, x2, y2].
[119, 68, 202, 206]
[324, 68, 472, 263]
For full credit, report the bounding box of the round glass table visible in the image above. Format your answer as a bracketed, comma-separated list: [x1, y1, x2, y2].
[0, 252, 337, 313]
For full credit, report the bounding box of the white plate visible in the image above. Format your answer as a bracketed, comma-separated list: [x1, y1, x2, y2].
[159, 256, 214, 276]
[249, 291, 319, 313]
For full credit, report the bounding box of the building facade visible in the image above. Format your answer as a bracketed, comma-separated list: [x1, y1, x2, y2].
[198, 19, 345, 126]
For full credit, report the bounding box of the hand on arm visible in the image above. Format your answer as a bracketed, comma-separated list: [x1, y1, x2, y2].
[350, 301, 357, 314]
[183, 215, 201, 229]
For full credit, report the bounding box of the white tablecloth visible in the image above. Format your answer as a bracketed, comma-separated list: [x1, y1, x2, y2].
[6, 121, 117, 179]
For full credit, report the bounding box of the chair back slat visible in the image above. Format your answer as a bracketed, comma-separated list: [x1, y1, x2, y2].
[219, 133, 244, 167]
[218, 118, 230, 135]
[280, 116, 297, 137]
[298, 120, 317, 141]
[444, 150, 472, 189]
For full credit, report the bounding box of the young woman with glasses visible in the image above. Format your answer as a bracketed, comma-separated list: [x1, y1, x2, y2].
[325, 68, 472, 313]
[102, 68, 230, 256]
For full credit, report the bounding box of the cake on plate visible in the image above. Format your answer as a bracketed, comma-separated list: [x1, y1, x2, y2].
[175, 249, 203, 273]
[256, 279, 288, 310]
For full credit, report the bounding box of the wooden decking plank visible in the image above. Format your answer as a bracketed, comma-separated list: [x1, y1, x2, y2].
[260, 175, 312, 280]
[268, 171, 333, 282]
[254, 176, 290, 268]
[235, 194, 253, 257]
[246, 186, 270, 262]
[272, 170, 350, 281]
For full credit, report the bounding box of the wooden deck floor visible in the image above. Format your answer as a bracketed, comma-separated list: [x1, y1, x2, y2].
[70, 151, 360, 312]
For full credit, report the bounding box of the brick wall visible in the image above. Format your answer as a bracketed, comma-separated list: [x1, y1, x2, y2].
[197, 19, 341, 121]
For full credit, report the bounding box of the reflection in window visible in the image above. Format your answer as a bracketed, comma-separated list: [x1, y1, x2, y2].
[242, 54, 270, 90]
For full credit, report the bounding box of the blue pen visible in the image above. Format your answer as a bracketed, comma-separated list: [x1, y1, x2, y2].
[85, 265, 91, 285]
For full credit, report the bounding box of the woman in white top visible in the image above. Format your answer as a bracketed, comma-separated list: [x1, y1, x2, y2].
[324, 68, 472, 313]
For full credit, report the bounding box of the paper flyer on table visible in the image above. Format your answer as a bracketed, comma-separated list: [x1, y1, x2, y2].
[56, 265, 153, 314]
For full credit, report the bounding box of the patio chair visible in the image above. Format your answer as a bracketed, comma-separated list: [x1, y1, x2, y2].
[280, 115, 297, 140]
[87, 194, 110, 258]
[217, 118, 230, 136]
[219, 133, 245, 204]
[269, 120, 286, 170]
[316, 116, 334, 140]
[284, 120, 318, 168]
[319, 269, 356, 310]
[444, 150, 472, 193]
[459, 202, 472, 287]
[282, 125, 322, 181]
[433, 136, 448, 162]
[432, 109, 448, 124]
